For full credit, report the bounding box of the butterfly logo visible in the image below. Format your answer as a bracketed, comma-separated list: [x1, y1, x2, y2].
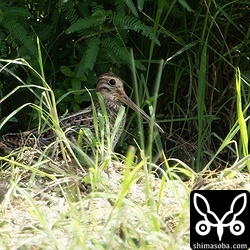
[193, 193, 247, 241]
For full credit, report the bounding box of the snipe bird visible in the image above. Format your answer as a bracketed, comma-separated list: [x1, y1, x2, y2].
[0, 73, 164, 152]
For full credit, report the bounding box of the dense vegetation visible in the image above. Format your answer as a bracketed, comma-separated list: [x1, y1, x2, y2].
[0, 1, 250, 249]
[1, 0, 250, 171]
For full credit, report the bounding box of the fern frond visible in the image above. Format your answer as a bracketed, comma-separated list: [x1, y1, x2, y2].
[91, 2, 104, 14]
[3, 17, 37, 56]
[0, 31, 8, 57]
[115, 0, 138, 17]
[76, 37, 101, 78]
[100, 39, 123, 68]
[110, 13, 160, 45]
[164, 1, 182, 18]
[0, 7, 32, 19]
[66, 15, 105, 34]
[61, 1, 79, 24]
[115, 0, 126, 16]
[101, 37, 145, 70]
[101, 37, 127, 59]
[124, 0, 138, 17]
[101, 37, 130, 68]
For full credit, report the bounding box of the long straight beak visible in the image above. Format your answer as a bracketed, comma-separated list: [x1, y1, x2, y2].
[118, 94, 165, 133]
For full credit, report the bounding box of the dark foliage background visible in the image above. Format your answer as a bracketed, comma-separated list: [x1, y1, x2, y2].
[0, 0, 250, 171]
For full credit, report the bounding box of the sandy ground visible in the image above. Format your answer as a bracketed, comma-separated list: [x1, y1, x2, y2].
[0, 160, 190, 249]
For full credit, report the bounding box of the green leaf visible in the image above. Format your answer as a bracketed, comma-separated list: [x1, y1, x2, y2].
[92, 9, 106, 17]
[137, 0, 145, 12]
[111, 13, 160, 45]
[74, 94, 85, 104]
[71, 78, 81, 90]
[54, 89, 66, 99]
[60, 66, 74, 77]
[76, 37, 101, 78]
[72, 103, 80, 112]
[66, 15, 105, 34]
[178, 0, 194, 12]
[124, 0, 138, 17]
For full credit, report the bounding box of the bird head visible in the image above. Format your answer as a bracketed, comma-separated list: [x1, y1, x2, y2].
[96, 73, 165, 133]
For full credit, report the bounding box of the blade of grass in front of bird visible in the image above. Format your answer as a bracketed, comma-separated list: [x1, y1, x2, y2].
[130, 48, 145, 150]
[235, 67, 250, 172]
[146, 59, 164, 162]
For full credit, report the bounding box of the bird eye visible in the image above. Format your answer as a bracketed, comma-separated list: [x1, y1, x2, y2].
[109, 79, 116, 85]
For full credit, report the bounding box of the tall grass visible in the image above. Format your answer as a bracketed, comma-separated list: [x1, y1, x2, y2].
[139, 0, 250, 172]
[0, 50, 191, 249]
[1, 1, 250, 248]
[235, 68, 250, 172]
[1, 54, 250, 250]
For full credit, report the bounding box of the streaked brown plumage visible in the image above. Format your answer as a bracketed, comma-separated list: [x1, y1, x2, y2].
[0, 73, 164, 153]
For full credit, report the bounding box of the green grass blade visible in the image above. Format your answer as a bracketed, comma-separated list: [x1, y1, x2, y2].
[235, 67, 250, 171]
[196, 37, 208, 171]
